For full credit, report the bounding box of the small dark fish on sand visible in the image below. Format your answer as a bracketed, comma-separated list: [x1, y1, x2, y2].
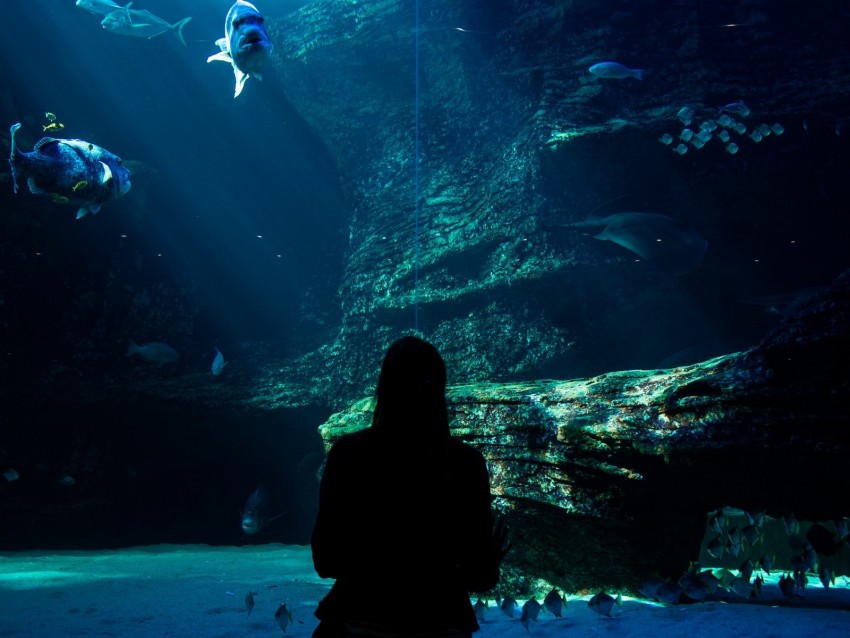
[500, 596, 517, 618]
[543, 588, 565, 617]
[275, 603, 293, 633]
[588, 592, 621, 617]
[520, 599, 541, 630]
[473, 598, 487, 623]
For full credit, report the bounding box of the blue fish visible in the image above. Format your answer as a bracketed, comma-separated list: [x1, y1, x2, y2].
[101, 8, 192, 46]
[208, 1, 272, 97]
[8, 123, 131, 219]
[75, 0, 132, 16]
[589, 61, 644, 80]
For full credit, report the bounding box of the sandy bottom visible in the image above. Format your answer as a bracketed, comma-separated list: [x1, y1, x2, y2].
[0, 544, 848, 637]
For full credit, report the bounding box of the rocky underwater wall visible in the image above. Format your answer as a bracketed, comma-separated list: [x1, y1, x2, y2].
[269, 0, 850, 407]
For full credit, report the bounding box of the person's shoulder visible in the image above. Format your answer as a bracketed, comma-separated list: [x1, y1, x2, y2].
[328, 428, 372, 456]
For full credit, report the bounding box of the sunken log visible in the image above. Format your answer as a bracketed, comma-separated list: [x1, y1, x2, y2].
[318, 269, 850, 594]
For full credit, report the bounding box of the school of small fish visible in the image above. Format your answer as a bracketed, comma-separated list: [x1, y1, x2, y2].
[658, 101, 785, 157]
[639, 508, 850, 605]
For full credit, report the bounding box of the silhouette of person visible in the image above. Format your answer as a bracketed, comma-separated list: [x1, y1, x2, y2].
[311, 336, 509, 638]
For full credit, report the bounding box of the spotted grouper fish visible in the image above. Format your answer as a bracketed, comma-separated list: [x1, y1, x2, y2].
[8, 123, 131, 219]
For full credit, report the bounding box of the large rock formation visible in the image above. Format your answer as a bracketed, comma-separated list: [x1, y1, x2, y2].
[318, 270, 850, 593]
[268, 0, 850, 406]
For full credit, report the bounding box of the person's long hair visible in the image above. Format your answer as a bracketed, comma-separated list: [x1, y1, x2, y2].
[370, 336, 450, 463]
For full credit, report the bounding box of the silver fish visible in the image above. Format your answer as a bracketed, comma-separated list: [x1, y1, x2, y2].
[520, 599, 541, 630]
[208, 1, 272, 97]
[543, 588, 565, 617]
[76, 0, 132, 16]
[101, 8, 192, 46]
[499, 596, 517, 618]
[588, 592, 621, 617]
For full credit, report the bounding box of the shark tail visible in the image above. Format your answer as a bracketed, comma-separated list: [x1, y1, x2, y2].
[9, 123, 21, 194]
[170, 16, 192, 47]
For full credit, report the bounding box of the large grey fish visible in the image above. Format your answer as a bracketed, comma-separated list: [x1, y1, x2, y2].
[75, 0, 132, 16]
[559, 212, 708, 275]
[101, 8, 192, 46]
[208, 1, 272, 97]
[126, 340, 179, 363]
[8, 123, 131, 219]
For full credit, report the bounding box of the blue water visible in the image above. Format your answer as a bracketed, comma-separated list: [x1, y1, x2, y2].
[1, 0, 343, 347]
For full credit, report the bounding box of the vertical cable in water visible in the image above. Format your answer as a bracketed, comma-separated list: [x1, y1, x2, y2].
[413, 0, 421, 331]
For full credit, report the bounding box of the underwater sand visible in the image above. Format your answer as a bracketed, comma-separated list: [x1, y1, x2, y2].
[0, 544, 848, 637]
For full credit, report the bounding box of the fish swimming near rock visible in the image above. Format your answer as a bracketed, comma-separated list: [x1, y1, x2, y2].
[589, 61, 643, 80]
[211, 347, 228, 376]
[9, 123, 131, 219]
[126, 340, 180, 363]
[101, 8, 192, 46]
[556, 212, 708, 275]
[75, 0, 132, 16]
[241, 484, 282, 535]
[208, 1, 272, 97]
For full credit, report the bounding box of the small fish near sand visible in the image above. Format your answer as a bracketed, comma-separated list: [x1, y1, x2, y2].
[588, 592, 621, 617]
[208, 1, 272, 97]
[275, 603, 293, 633]
[520, 599, 541, 631]
[101, 8, 192, 46]
[8, 123, 131, 219]
[126, 340, 180, 364]
[543, 588, 566, 617]
[589, 61, 644, 80]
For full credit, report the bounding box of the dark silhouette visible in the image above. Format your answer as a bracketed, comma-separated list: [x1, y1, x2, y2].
[311, 336, 508, 637]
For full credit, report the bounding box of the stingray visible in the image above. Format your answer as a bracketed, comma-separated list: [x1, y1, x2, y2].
[558, 212, 708, 274]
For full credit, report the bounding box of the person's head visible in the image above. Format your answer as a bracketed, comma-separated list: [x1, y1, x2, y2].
[372, 336, 449, 441]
